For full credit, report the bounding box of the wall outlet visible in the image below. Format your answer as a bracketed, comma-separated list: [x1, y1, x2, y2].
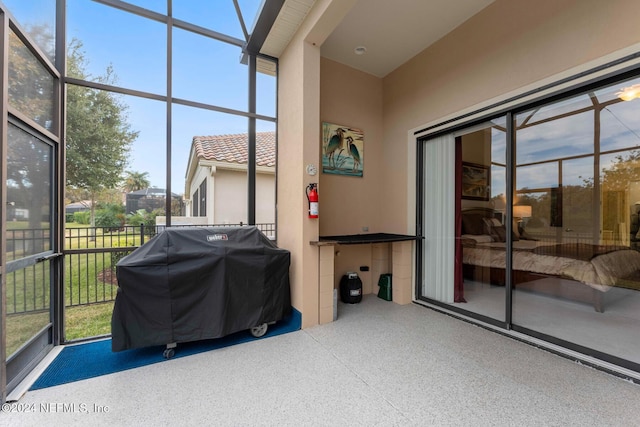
[362, 226, 369, 232]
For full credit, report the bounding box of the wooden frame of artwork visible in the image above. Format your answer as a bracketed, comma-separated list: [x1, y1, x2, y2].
[321, 122, 364, 177]
[461, 162, 490, 200]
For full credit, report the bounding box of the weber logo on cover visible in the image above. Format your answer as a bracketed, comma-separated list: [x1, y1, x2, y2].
[206, 234, 228, 242]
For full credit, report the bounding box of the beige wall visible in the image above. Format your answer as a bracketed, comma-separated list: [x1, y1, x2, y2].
[382, 0, 640, 233]
[319, 58, 384, 236]
[213, 169, 275, 225]
[319, 58, 385, 293]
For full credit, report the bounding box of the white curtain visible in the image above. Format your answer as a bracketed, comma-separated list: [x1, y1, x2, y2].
[423, 133, 455, 302]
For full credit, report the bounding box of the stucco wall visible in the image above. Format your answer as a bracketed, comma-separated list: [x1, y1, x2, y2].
[319, 57, 384, 293]
[381, 0, 640, 233]
[319, 58, 384, 236]
[277, 21, 322, 328]
[213, 169, 275, 225]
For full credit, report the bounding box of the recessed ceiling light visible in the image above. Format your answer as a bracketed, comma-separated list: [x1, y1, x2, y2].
[354, 46, 367, 55]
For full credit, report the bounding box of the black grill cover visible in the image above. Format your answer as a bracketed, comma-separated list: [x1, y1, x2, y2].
[111, 226, 291, 352]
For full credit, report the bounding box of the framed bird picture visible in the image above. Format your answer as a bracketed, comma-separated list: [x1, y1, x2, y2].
[321, 122, 364, 177]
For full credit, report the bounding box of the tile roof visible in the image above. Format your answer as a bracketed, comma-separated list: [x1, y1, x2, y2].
[193, 131, 275, 167]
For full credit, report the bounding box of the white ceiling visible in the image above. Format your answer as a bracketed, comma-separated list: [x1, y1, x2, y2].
[261, 0, 495, 78]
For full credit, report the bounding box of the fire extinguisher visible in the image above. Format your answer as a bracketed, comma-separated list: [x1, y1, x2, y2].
[306, 183, 318, 218]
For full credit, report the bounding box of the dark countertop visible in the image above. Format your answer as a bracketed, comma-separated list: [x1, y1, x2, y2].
[312, 233, 417, 245]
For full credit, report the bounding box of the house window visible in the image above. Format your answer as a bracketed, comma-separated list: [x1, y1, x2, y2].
[192, 189, 199, 217]
[418, 71, 640, 373]
[199, 179, 207, 217]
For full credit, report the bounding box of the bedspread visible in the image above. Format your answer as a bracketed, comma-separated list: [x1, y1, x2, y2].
[462, 242, 640, 292]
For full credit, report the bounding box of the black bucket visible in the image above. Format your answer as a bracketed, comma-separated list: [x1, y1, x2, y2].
[340, 273, 362, 304]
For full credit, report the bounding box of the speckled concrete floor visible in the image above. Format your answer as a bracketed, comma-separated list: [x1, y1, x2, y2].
[3, 295, 640, 426]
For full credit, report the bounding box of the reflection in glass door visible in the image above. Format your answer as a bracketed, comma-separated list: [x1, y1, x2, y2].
[456, 121, 507, 322]
[5, 124, 54, 389]
[512, 77, 640, 367]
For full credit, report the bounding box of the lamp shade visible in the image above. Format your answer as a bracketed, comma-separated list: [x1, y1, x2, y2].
[617, 84, 640, 101]
[513, 205, 532, 218]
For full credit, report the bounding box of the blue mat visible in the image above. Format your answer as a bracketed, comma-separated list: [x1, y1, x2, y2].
[31, 309, 301, 390]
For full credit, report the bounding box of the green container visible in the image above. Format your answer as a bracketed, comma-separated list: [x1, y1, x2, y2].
[377, 274, 392, 301]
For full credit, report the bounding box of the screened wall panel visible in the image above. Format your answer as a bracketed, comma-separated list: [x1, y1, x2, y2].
[172, 28, 247, 110]
[66, 0, 167, 95]
[3, 0, 56, 63]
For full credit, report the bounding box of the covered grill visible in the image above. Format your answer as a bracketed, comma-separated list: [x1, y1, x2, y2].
[111, 226, 291, 354]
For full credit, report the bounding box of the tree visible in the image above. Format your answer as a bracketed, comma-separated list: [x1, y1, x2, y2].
[123, 170, 150, 192]
[7, 26, 54, 131]
[65, 39, 139, 225]
[598, 150, 640, 191]
[6, 26, 55, 253]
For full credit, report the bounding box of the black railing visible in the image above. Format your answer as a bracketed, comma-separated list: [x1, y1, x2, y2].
[6, 223, 276, 315]
[5, 261, 50, 315]
[6, 228, 50, 262]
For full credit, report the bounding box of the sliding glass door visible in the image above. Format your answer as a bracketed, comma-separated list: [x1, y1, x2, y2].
[512, 76, 640, 366]
[418, 72, 640, 370]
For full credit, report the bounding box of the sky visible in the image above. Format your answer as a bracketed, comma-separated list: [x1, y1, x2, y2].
[484, 76, 640, 198]
[5, 0, 276, 194]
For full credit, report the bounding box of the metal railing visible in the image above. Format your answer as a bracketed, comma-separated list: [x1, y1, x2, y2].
[6, 228, 50, 262]
[6, 223, 276, 315]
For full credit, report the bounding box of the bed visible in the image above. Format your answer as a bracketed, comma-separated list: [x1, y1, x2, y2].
[460, 207, 640, 312]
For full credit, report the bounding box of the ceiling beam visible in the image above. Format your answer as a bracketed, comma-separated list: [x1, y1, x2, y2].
[244, 0, 285, 55]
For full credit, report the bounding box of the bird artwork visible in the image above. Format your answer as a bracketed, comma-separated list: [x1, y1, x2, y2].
[325, 127, 345, 168]
[346, 136, 361, 172]
[322, 122, 364, 177]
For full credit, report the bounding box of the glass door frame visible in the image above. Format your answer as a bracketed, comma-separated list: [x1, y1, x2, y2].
[0, 3, 64, 400]
[4, 118, 61, 395]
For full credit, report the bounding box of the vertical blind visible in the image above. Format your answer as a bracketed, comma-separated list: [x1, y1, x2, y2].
[422, 133, 455, 302]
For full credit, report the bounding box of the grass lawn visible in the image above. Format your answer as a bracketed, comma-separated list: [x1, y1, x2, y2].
[6, 302, 115, 356]
[6, 311, 49, 357]
[65, 302, 114, 341]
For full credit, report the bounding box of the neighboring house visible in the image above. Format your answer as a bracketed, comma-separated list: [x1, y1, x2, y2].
[183, 131, 276, 227]
[125, 187, 182, 214]
[65, 200, 91, 215]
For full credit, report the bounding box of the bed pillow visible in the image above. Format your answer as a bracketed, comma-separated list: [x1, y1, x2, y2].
[461, 214, 486, 235]
[489, 225, 507, 242]
[460, 237, 477, 247]
[482, 217, 501, 231]
[487, 224, 520, 242]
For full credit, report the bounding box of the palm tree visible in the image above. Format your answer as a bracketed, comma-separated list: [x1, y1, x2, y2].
[124, 170, 150, 192]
